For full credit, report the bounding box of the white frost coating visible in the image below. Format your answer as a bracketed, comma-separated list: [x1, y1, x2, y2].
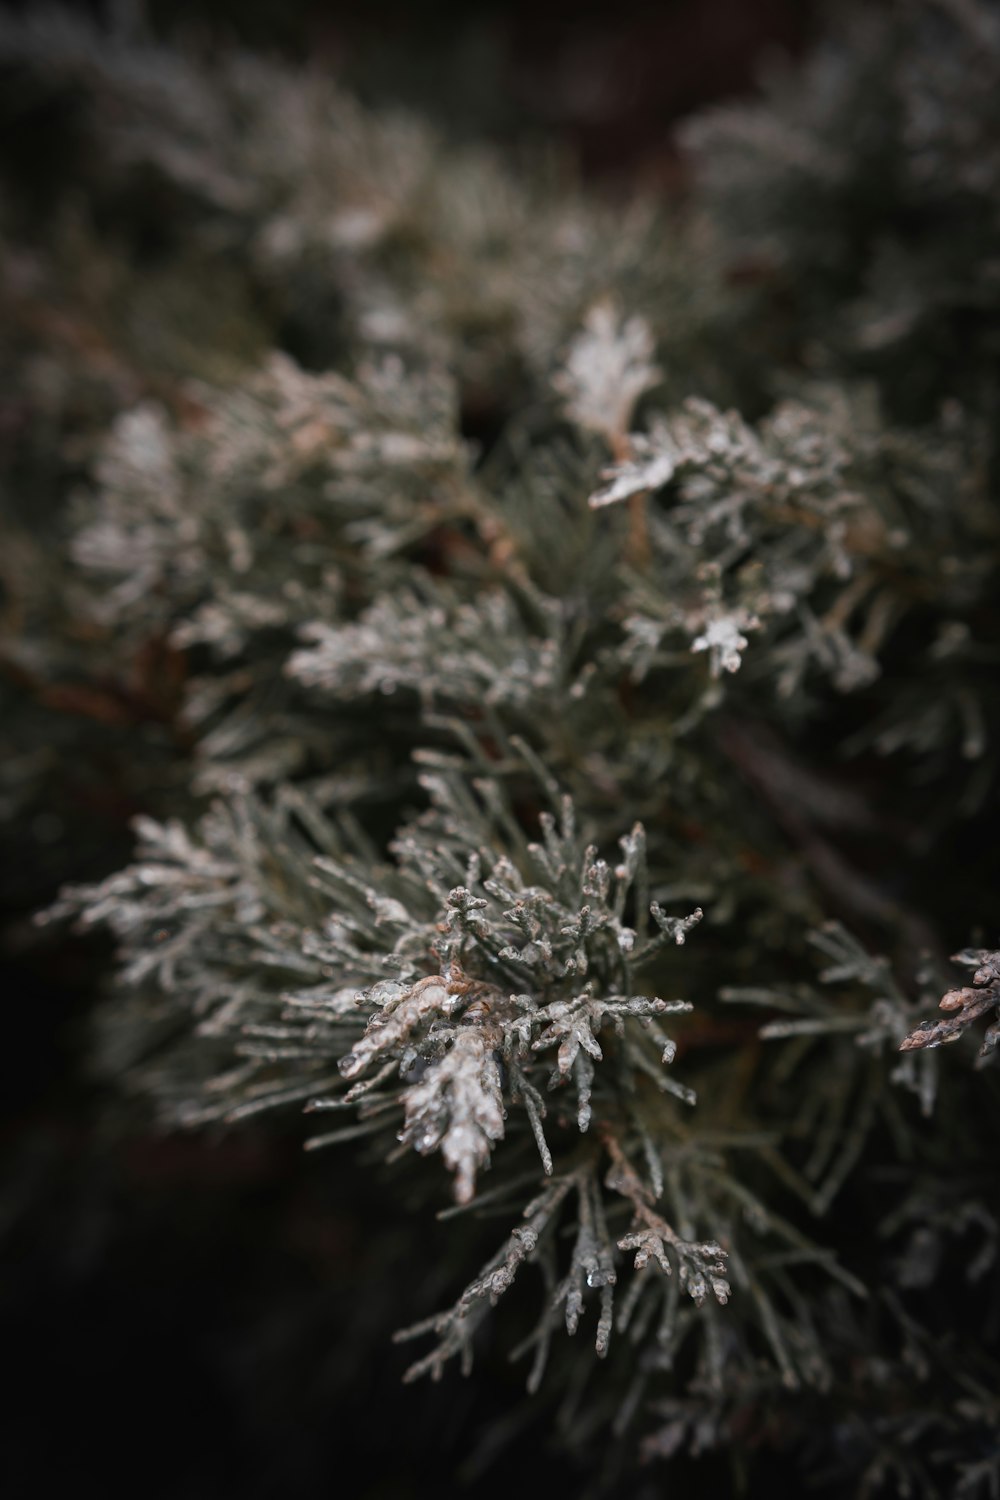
[553, 299, 661, 443]
[691, 611, 758, 676]
[399, 1030, 506, 1204]
[589, 425, 678, 508]
[338, 974, 464, 1080]
[287, 589, 561, 709]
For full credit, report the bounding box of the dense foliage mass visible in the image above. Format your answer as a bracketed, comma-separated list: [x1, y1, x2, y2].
[3, 3, 999, 1494]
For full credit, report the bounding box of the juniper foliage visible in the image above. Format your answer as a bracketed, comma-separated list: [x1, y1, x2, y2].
[4, 2, 1000, 1494]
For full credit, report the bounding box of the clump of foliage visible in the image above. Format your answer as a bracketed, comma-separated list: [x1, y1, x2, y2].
[4, 2, 1000, 1494]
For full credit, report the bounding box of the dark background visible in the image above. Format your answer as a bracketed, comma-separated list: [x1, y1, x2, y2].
[0, 3, 823, 1496]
